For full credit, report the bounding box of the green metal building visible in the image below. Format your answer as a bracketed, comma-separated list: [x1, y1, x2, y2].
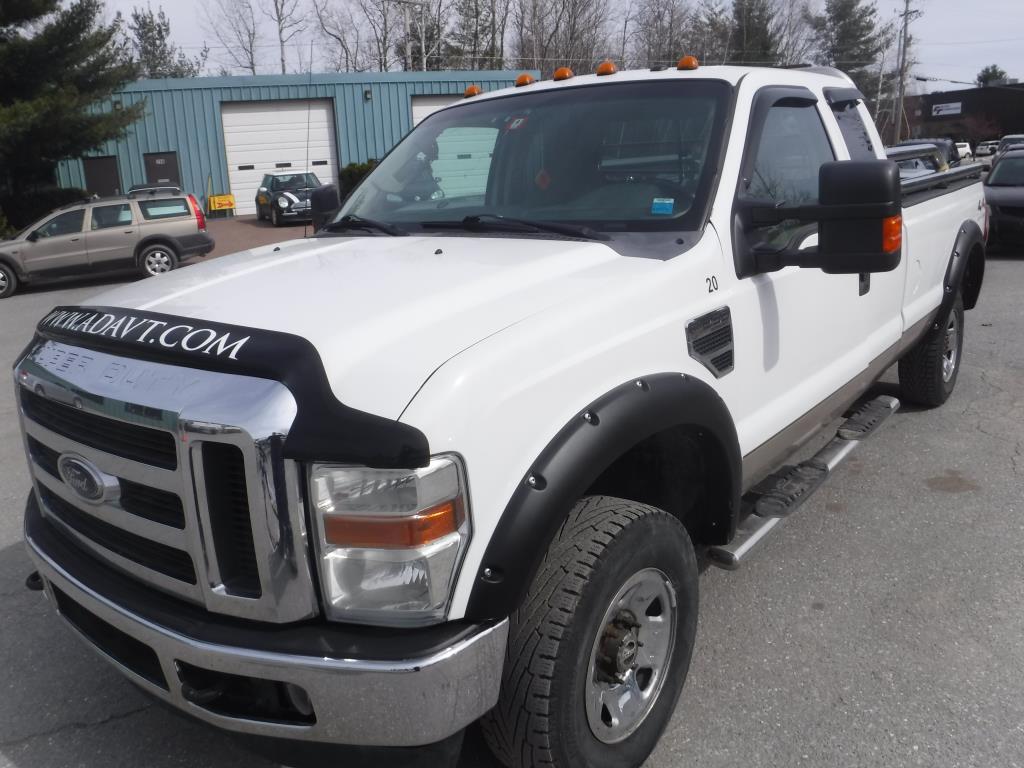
[56, 70, 524, 215]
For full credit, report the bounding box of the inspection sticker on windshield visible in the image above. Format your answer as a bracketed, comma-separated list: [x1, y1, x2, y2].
[506, 116, 529, 131]
[651, 198, 675, 215]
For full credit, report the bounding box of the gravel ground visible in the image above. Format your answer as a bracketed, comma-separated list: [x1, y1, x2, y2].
[0, 248, 1021, 768]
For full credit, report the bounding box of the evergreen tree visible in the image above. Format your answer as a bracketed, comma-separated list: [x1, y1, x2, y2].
[0, 0, 144, 194]
[806, 0, 887, 98]
[976, 64, 1007, 87]
[120, 5, 208, 78]
[728, 0, 777, 65]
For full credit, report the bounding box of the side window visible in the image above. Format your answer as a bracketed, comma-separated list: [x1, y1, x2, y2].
[138, 198, 190, 220]
[831, 102, 878, 160]
[90, 203, 132, 230]
[746, 104, 835, 204]
[35, 209, 85, 238]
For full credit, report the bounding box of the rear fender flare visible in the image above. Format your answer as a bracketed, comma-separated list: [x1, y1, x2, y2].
[464, 373, 742, 621]
[937, 220, 984, 324]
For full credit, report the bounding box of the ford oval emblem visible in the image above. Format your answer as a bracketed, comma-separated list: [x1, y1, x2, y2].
[57, 455, 114, 504]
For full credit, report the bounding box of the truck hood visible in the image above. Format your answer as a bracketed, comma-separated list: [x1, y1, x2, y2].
[86, 235, 658, 419]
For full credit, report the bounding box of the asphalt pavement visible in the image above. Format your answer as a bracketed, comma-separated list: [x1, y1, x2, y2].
[1, 249, 1022, 768]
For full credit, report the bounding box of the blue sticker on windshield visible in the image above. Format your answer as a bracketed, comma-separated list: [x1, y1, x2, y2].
[651, 198, 674, 215]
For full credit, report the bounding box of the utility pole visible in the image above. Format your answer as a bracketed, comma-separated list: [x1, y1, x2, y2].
[893, 0, 920, 144]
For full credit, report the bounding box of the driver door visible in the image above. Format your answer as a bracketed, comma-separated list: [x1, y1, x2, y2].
[21, 208, 89, 277]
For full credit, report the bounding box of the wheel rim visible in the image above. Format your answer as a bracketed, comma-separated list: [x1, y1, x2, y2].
[0, 270, 8, 293]
[585, 567, 677, 744]
[145, 250, 172, 275]
[942, 311, 959, 382]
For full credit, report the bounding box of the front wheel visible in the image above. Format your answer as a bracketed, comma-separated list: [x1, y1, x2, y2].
[899, 292, 964, 406]
[139, 244, 178, 277]
[271, 206, 282, 227]
[481, 496, 698, 768]
[0, 262, 17, 298]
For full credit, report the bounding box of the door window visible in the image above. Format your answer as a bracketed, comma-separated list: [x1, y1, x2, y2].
[35, 210, 85, 238]
[90, 204, 133, 230]
[743, 104, 835, 249]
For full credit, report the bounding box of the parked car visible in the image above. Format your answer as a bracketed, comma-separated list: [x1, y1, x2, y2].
[254, 172, 323, 226]
[13, 64, 989, 768]
[976, 140, 999, 157]
[886, 143, 948, 179]
[0, 189, 213, 299]
[894, 137, 961, 166]
[997, 134, 1024, 155]
[955, 141, 973, 160]
[984, 147, 1024, 248]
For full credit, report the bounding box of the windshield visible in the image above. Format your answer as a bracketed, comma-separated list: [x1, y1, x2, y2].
[335, 80, 731, 234]
[988, 157, 1024, 186]
[999, 139, 1024, 152]
[272, 173, 320, 190]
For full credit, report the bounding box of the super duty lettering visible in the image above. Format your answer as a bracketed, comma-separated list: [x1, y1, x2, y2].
[13, 64, 986, 768]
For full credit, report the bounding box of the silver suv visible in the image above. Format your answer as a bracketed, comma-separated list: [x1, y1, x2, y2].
[0, 189, 214, 299]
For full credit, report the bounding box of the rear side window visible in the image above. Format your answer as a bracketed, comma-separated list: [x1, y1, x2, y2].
[138, 199, 190, 220]
[91, 203, 133, 230]
[831, 102, 877, 160]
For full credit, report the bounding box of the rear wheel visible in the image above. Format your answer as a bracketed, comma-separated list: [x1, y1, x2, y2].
[0, 263, 17, 298]
[481, 496, 698, 768]
[139, 243, 178, 277]
[899, 292, 964, 406]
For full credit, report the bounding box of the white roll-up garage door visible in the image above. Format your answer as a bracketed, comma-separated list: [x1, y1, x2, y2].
[221, 100, 339, 215]
[411, 94, 462, 126]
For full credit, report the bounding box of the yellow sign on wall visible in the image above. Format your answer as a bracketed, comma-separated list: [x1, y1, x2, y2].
[209, 194, 235, 211]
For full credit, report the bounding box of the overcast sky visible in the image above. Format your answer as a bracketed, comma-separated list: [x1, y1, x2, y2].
[101, 0, 1024, 91]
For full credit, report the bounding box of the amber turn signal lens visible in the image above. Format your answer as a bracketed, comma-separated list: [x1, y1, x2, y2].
[595, 60, 617, 76]
[677, 55, 699, 70]
[882, 215, 902, 253]
[324, 500, 463, 549]
[515, 73, 536, 87]
[464, 84, 482, 98]
[553, 66, 574, 81]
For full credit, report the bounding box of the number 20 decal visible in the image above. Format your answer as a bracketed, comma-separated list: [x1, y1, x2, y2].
[706, 276, 719, 293]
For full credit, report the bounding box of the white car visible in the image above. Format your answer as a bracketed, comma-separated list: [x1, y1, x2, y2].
[956, 141, 973, 160]
[976, 140, 999, 157]
[15, 63, 988, 768]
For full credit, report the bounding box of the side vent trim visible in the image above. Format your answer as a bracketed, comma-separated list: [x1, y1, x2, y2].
[686, 307, 735, 378]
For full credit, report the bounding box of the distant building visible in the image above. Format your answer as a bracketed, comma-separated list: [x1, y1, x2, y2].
[56, 71, 527, 215]
[898, 84, 1024, 145]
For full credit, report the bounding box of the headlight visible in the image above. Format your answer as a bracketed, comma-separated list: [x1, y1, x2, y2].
[309, 455, 470, 626]
[277, 196, 290, 208]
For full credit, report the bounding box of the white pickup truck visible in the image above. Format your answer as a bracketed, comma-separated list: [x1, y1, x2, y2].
[15, 62, 986, 768]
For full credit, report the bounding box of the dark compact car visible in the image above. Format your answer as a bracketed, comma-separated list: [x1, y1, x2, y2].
[894, 137, 961, 167]
[0, 189, 213, 299]
[255, 172, 323, 226]
[984, 148, 1024, 248]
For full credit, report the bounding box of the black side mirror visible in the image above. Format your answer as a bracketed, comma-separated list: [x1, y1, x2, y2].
[26, 230, 39, 243]
[310, 184, 340, 232]
[740, 160, 902, 276]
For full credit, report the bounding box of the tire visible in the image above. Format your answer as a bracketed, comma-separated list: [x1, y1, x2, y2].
[481, 495, 698, 768]
[899, 292, 964, 407]
[0, 263, 17, 299]
[271, 206, 282, 227]
[139, 243, 178, 277]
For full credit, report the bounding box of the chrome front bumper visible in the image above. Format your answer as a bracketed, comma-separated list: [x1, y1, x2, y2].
[26, 496, 508, 748]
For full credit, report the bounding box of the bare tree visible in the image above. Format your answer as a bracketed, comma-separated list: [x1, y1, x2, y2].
[771, 0, 814, 65]
[510, 0, 611, 75]
[261, 0, 307, 73]
[629, 0, 689, 68]
[354, 0, 400, 70]
[205, 0, 261, 74]
[314, 0, 367, 71]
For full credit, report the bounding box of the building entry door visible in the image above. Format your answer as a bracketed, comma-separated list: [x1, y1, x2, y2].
[144, 152, 181, 186]
[82, 156, 122, 196]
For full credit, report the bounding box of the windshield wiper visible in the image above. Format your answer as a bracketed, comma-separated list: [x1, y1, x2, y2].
[423, 214, 610, 241]
[321, 214, 407, 236]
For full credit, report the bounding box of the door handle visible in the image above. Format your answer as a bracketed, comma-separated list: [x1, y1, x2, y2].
[70, 237, 80, 242]
[124, 230, 135, 234]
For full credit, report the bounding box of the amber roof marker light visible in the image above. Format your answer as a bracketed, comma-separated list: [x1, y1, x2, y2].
[596, 60, 618, 76]
[515, 73, 536, 87]
[553, 66, 574, 81]
[677, 55, 700, 70]
[464, 84, 482, 98]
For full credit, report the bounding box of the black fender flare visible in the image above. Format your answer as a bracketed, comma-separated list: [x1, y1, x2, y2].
[464, 372, 742, 621]
[937, 220, 984, 326]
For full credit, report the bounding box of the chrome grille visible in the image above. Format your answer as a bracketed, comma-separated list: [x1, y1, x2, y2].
[16, 339, 319, 623]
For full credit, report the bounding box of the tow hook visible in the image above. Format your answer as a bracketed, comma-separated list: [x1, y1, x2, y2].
[181, 678, 227, 706]
[25, 571, 43, 591]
